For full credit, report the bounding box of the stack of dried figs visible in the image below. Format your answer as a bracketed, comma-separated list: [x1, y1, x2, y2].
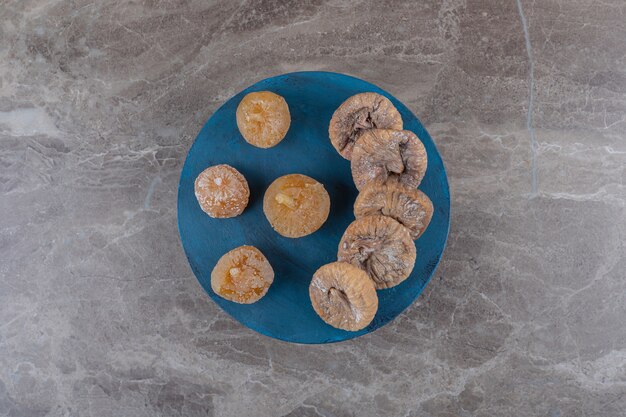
[309, 93, 433, 331]
[193, 90, 432, 333]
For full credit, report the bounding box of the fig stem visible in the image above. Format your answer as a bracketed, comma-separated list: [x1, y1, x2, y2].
[275, 193, 297, 209]
[328, 287, 351, 310]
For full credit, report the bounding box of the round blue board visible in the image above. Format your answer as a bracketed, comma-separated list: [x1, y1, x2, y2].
[178, 71, 450, 344]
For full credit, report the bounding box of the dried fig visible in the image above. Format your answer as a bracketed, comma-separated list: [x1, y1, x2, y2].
[354, 183, 433, 240]
[211, 245, 274, 304]
[263, 174, 330, 238]
[309, 262, 378, 331]
[338, 215, 416, 289]
[194, 164, 250, 218]
[236, 91, 291, 148]
[351, 129, 427, 191]
[328, 92, 403, 160]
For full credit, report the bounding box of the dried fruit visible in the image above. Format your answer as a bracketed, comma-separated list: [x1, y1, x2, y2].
[263, 174, 331, 238]
[194, 164, 250, 218]
[211, 245, 274, 304]
[338, 215, 416, 289]
[351, 129, 428, 191]
[309, 262, 378, 331]
[236, 91, 291, 148]
[328, 92, 403, 160]
[354, 183, 433, 240]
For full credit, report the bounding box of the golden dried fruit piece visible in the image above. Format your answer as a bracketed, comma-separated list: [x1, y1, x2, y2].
[354, 183, 433, 240]
[309, 262, 378, 331]
[263, 174, 331, 238]
[211, 245, 274, 304]
[351, 129, 428, 191]
[194, 164, 250, 218]
[338, 215, 416, 289]
[328, 92, 403, 160]
[236, 91, 291, 148]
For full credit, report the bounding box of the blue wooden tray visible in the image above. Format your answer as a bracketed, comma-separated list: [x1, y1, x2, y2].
[177, 71, 450, 344]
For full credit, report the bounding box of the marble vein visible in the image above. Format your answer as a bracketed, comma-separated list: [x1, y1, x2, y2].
[516, 0, 539, 198]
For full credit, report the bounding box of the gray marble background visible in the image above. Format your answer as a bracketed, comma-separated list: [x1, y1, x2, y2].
[1, 0, 625, 416]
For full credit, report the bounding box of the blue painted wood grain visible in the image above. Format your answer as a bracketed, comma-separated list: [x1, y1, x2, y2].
[177, 72, 450, 344]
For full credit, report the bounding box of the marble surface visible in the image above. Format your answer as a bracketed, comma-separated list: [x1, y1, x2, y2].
[1, 0, 625, 416]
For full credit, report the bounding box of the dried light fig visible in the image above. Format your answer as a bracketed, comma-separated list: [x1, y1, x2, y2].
[338, 215, 416, 289]
[328, 92, 403, 160]
[195, 164, 250, 218]
[309, 262, 378, 331]
[263, 174, 331, 238]
[351, 129, 427, 191]
[211, 245, 274, 304]
[236, 91, 291, 148]
[354, 183, 433, 240]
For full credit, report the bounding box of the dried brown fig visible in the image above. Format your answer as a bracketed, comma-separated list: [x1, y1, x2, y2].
[354, 183, 433, 240]
[309, 262, 378, 331]
[263, 174, 331, 238]
[338, 215, 416, 289]
[236, 91, 291, 148]
[351, 129, 427, 191]
[328, 93, 403, 160]
[195, 164, 250, 218]
[211, 245, 274, 304]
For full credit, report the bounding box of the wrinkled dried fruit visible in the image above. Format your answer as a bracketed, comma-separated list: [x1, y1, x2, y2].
[354, 183, 433, 240]
[338, 215, 416, 289]
[263, 174, 331, 238]
[236, 91, 291, 148]
[351, 129, 427, 191]
[211, 245, 274, 304]
[309, 262, 378, 331]
[195, 164, 250, 218]
[328, 92, 403, 160]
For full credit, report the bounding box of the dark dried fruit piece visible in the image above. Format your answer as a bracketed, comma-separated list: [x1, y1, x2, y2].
[351, 129, 427, 191]
[194, 164, 250, 218]
[354, 183, 433, 240]
[263, 174, 331, 238]
[328, 92, 403, 160]
[211, 245, 274, 304]
[309, 262, 378, 331]
[338, 215, 416, 289]
[236, 91, 291, 148]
